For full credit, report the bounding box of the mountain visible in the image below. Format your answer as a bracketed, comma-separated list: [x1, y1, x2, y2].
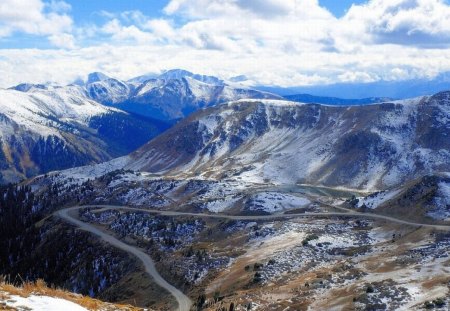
[0, 85, 169, 183]
[120, 92, 450, 191]
[284, 94, 391, 105]
[87, 72, 111, 84]
[117, 76, 282, 120]
[127, 73, 157, 84]
[158, 69, 224, 85]
[83, 70, 282, 121]
[259, 72, 450, 99]
[352, 174, 450, 222]
[86, 76, 132, 105]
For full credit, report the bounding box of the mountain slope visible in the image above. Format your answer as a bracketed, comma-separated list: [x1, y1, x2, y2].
[124, 93, 450, 191]
[257, 71, 450, 99]
[0, 86, 169, 183]
[82, 70, 282, 121]
[119, 76, 281, 120]
[352, 174, 450, 222]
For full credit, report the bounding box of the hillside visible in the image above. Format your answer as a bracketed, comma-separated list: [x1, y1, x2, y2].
[351, 174, 450, 222]
[123, 92, 450, 191]
[0, 86, 169, 183]
[0, 279, 142, 310]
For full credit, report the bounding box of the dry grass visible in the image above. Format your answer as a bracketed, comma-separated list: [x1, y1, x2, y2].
[0, 278, 144, 311]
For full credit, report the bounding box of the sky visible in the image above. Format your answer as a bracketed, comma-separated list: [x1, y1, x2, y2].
[1, 0, 450, 87]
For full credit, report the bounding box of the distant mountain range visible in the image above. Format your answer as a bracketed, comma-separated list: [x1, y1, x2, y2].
[283, 94, 391, 105]
[84, 69, 281, 121]
[4, 68, 450, 184]
[0, 69, 281, 183]
[258, 72, 450, 99]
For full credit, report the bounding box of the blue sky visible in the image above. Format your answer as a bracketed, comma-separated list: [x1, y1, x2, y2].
[319, 0, 367, 16]
[4, 0, 367, 48]
[68, 0, 365, 24]
[68, 1, 167, 27]
[0, 0, 450, 87]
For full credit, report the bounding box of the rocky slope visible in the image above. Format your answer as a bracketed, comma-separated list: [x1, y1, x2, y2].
[123, 92, 450, 191]
[84, 69, 282, 121]
[352, 174, 450, 222]
[0, 86, 169, 183]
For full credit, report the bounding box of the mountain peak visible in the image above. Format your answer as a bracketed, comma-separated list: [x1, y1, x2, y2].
[158, 69, 194, 80]
[87, 72, 111, 84]
[158, 69, 224, 86]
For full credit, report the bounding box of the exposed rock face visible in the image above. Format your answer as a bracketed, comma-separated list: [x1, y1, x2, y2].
[127, 94, 450, 190]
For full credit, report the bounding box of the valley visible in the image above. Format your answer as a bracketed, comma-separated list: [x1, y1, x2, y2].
[1, 75, 450, 311]
[52, 180, 450, 310]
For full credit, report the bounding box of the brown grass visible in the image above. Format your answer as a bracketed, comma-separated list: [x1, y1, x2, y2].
[0, 279, 144, 311]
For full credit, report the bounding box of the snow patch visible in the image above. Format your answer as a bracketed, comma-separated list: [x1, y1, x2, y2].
[247, 192, 310, 213]
[428, 181, 450, 220]
[1, 294, 88, 311]
[356, 189, 401, 209]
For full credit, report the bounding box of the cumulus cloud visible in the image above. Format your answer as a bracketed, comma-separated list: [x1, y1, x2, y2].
[101, 19, 155, 44]
[0, 0, 74, 47]
[2, 0, 450, 87]
[343, 0, 450, 46]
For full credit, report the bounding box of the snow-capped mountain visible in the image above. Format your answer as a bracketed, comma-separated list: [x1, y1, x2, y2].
[0, 85, 169, 183]
[86, 75, 132, 105]
[351, 174, 450, 221]
[158, 69, 224, 85]
[118, 75, 282, 120]
[82, 69, 282, 120]
[122, 92, 450, 191]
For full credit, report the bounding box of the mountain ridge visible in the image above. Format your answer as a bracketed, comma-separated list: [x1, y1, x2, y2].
[122, 93, 450, 191]
[0, 86, 169, 183]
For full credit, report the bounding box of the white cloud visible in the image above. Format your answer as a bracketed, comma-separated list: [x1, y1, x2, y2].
[2, 0, 450, 88]
[144, 19, 176, 39]
[47, 0, 71, 13]
[0, 0, 73, 46]
[101, 19, 154, 44]
[342, 0, 450, 46]
[234, 0, 296, 17]
[48, 33, 76, 49]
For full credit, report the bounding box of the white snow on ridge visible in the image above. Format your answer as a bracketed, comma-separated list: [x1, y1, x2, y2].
[428, 181, 450, 220]
[232, 98, 300, 107]
[0, 87, 117, 138]
[136, 79, 164, 96]
[204, 196, 241, 213]
[53, 156, 131, 185]
[185, 77, 215, 100]
[248, 192, 310, 213]
[1, 294, 88, 311]
[356, 189, 401, 209]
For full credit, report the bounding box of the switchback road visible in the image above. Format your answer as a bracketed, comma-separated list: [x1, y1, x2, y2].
[56, 204, 450, 311]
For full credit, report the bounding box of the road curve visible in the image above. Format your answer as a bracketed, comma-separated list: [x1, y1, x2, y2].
[55, 207, 193, 311]
[86, 205, 450, 231]
[56, 204, 450, 311]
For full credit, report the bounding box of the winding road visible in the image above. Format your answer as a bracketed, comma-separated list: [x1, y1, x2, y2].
[56, 207, 193, 311]
[56, 205, 450, 311]
[86, 205, 450, 231]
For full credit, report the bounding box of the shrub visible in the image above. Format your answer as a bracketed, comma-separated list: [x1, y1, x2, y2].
[366, 285, 375, 293]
